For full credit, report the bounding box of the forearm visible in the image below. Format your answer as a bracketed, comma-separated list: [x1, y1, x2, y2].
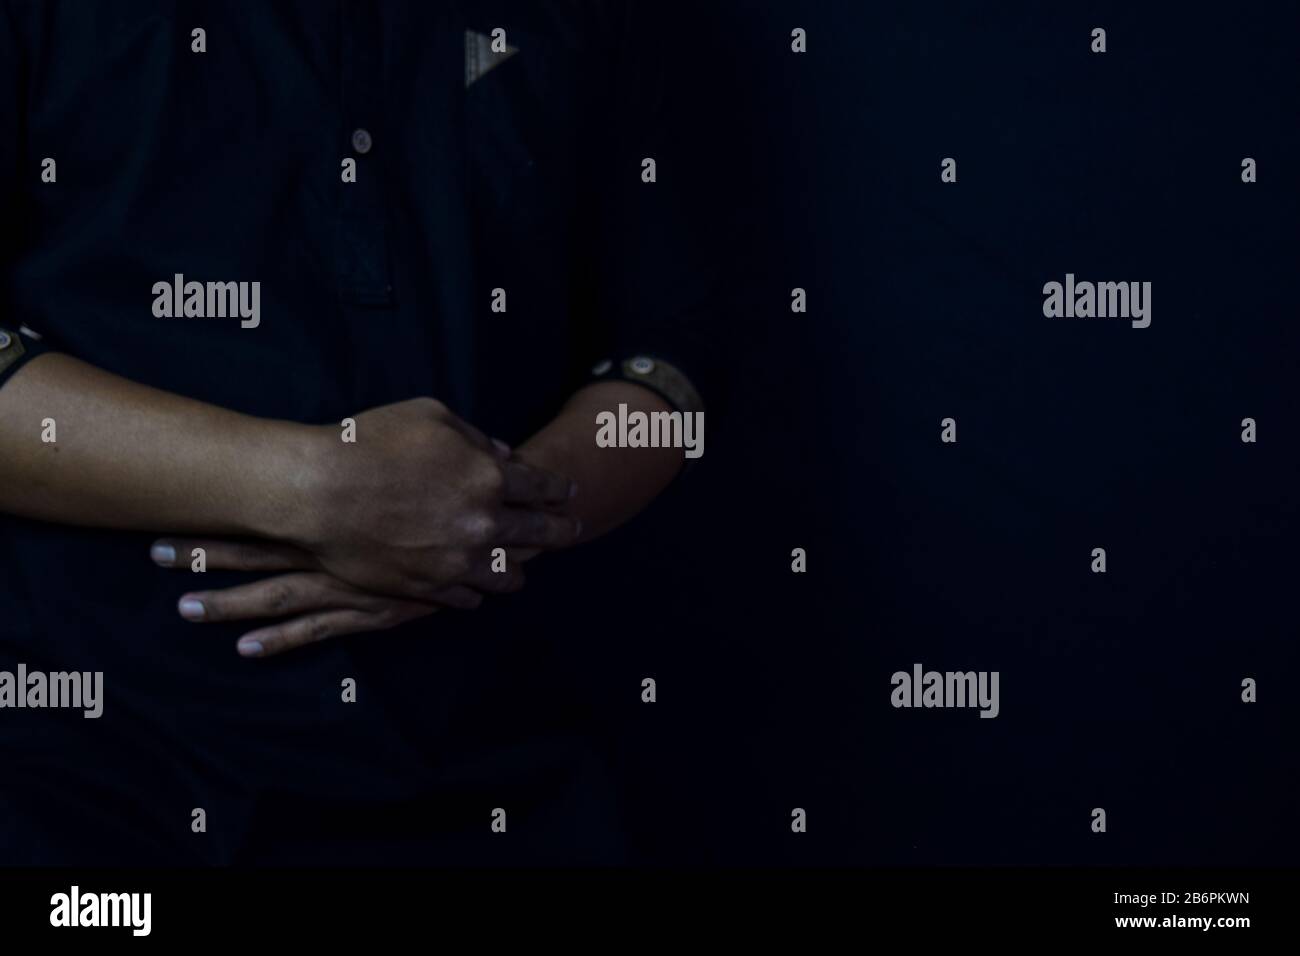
[514, 380, 686, 543]
[0, 353, 315, 537]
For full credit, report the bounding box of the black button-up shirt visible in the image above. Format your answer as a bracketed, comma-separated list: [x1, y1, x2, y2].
[0, 0, 715, 864]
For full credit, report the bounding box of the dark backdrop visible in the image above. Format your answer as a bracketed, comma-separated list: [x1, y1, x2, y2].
[545, 0, 1299, 865]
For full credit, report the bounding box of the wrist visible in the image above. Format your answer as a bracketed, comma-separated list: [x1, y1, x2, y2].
[246, 420, 333, 546]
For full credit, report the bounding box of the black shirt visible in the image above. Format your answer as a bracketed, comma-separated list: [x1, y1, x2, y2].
[0, 0, 715, 864]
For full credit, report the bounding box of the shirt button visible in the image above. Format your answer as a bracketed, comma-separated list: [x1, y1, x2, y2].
[629, 356, 655, 375]
[0, 330, 11, 350]
[351, 128, 373, 154]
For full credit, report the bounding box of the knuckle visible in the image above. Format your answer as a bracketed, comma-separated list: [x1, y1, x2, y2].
[303, 616, 332, 643]
[413, 396, 447, 418]
[475, 513, 500, 545]
[461, 511, 497, 547]
[264, 581, 295, 614]
[476, 461, 505, 497]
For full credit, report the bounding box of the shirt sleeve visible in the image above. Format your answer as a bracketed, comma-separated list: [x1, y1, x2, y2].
[0, 325, 51, 388]
[0, 3, 53, 391]
[577, 2, 724, 422]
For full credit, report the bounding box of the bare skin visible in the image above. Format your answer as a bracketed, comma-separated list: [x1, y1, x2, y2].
[151, 380, 685, 656]
[0, 353, 685, 656]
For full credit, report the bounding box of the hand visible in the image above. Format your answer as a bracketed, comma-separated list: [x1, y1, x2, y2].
[150, 537, 467, 657]
[151, 536, 542, 658]
[284, 398, 580, 601]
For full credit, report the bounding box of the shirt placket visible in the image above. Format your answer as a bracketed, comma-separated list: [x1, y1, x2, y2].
[337, 0, 394, 307]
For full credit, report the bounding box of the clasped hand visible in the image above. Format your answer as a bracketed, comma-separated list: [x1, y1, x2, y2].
[149, 398, 578, 657]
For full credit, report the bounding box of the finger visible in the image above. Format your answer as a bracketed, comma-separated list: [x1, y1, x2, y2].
[460, 562, 526, 594]
[492, 509, 583, 549]
[152, 538, 315, 572]
[236, 604, 434, 658]
[177, 572, 384, 623]
[500, 461, 575, 505]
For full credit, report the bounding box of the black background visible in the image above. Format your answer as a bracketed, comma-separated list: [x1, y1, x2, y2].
[0, 0, 1294, 878]
[558, 0, 1300, 865]
[0, 2, 1295, 941]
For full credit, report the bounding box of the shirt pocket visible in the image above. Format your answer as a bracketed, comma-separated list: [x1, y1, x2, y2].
[463, 27, 579, 239]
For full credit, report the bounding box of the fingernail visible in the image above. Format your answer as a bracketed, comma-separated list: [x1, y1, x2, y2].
[237, 639, 264, 658]
[178, 597, 206, 620]
[492, 438, 511, 457]
[151, 543, 176, 565]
